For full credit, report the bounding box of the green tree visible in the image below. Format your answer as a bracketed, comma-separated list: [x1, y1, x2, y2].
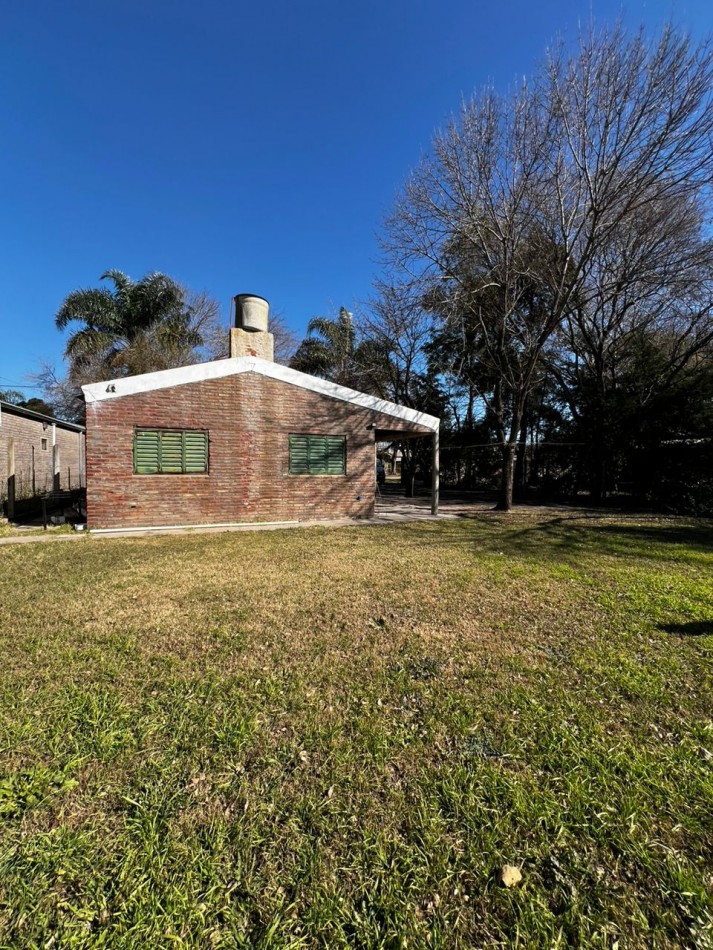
[55, 269, 203, 382]
[0, 390, 25, 404]
[19, 397, 56, 416]
[291, 306, 384, 391]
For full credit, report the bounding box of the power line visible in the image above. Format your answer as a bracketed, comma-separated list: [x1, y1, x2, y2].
[0, 381, 47, 391]
[442, 441, 591, 449]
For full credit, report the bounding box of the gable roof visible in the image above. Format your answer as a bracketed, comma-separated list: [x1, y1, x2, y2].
[81, 357, 439, 432]
[0, 400, 85, 433]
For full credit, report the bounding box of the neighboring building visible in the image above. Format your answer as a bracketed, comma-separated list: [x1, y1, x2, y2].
[380, 444, 404, 476]
[82, 295, 439, 531]
[0, 401, 85, 518]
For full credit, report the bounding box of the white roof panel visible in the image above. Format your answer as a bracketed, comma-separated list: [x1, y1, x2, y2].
[81, 357, 439, 432]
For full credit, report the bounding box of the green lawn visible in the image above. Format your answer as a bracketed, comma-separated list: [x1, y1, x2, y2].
[0, 511, 711, 948]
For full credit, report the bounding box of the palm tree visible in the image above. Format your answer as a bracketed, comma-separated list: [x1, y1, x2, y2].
[291, 307, 386, 392]
[291, 307, 356, 381]
[55, 270, 203, 381]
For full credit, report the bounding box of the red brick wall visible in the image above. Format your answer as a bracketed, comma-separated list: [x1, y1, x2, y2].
[85, 372, 433, 529]
[0, 409, 84, 508]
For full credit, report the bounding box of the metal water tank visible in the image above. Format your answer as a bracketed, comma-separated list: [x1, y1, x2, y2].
[234, 294, 269, 332]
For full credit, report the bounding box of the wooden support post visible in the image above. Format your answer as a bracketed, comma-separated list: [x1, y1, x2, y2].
[431, 429, 439, 516]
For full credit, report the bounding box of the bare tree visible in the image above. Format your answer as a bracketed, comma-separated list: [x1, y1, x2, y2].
[0, 390, 26, 405]
[182, 289, 225, 363]
[31, 362, 88, 423]
[384, 76, 570, 509]
[383, 22, 713, 510]
[358, 282, 441, 492]
[269, 312, 300, 365]
[362, 281, 433, 406]
[551, 193, 713, 499]
[544, 24, 713, 499]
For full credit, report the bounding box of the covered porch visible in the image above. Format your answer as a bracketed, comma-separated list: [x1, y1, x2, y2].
[374, 427, 440, 517]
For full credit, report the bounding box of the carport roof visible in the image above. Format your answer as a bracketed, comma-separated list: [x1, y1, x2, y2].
[82, 356, 439, 433]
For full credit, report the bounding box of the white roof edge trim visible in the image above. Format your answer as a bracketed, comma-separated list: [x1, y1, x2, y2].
[81, 358, 440, 431]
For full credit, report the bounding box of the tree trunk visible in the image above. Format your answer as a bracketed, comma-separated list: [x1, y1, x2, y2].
[401, 442, 416, 497]
[591, 449, 607, 505]
[589, 409, 607, 505]
[513, 412, 528, 498]
[588, 361, 609, 506]
[495, 442, 517, 511]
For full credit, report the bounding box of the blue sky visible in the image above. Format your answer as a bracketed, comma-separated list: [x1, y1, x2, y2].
[1, 0, 710, 397]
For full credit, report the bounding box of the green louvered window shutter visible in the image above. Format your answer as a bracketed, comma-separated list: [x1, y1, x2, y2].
[184, 430, 209, 473]
[326, 436, 346, 474]
[289, 434, 345, 475]
[160, 431, 184, 473]
[134, 430, 161, 474]
[134, 429, 209, 474]
[288, 435, 310, 474]
[308, 436, 328, 474]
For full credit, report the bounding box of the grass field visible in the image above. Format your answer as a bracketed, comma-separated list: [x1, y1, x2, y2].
[0, 523, 72, 539]
[0, 510, 711, 948]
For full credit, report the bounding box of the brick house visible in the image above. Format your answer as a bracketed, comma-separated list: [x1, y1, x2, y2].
[82, 295, 439, 532]
[0, 401, 85, 519]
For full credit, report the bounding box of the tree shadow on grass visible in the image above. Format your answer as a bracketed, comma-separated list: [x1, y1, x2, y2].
[400, 511, 713, 563]
[560, 520, 713, 561]
[660, 620, 713, 637]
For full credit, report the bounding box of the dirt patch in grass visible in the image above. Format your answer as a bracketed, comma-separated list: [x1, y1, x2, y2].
[0, 510, 711, 947]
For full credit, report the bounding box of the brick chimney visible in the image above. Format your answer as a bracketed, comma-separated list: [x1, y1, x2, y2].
[229, 294, 274, 360]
